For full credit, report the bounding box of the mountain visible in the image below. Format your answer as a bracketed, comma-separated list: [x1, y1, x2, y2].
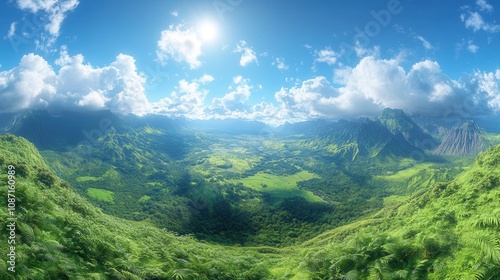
[307, 118, 420, 160]
[377, 108, 438, 149]
[0, 112, 16, 133]
[189, 118, 272, 135]
[410, 114, 464, 138]
[276, 119, 333, 136]
[433, 120, 488, 156]
[5, 110, 125, 151]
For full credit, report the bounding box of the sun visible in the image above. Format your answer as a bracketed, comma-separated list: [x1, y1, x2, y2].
[197, 19, 218, 42]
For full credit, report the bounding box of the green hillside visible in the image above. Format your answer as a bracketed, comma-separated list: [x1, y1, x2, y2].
[0, 134, 272, 279]
[2, 134, 500, 279]
[301, 145, 500, 279]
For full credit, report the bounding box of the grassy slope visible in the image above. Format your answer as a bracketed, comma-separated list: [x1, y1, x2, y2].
[297, 145, 500, 279]
[3, 133, 500, 279]
[0, 134, 274, 279]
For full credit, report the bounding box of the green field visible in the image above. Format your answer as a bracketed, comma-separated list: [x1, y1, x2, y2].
[230, 171, 323, 203]
[87, 187, 115, 203]
[383, 195, 410, 206]
[76, 168, 120, 183]
[376, 163, 434, 181]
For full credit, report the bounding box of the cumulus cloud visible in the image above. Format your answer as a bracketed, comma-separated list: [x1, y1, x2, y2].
[197, 74, 215, 84]
[3, 50, 500, 125]
[15, 0, 79, 47]
[314, 48, 338, 65]
[273, 56, 500, 121]
[474, 70, 500, 110]
[0, 54, 57, 113]
[157, 24, 203, 69]
[0, 48, 150, 115]
[151, 75, 214, 117]
[210, 76, 252, 113]
[201, 77, 282, 123]
[234, 40, 258, 67]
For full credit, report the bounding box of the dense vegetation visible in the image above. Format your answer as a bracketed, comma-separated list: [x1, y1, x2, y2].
[0, 134, 272, 279]
[302, 145, 500, 279]
[40, 125, 403, 247]
[2, 134, 500, 279]
[2, 108, 500, 279]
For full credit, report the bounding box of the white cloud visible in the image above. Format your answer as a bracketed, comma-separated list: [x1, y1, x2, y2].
[467, 41, 479, 53]
[314, 48, 338, 65]
[3, 49, 500, 125]
[7, 22, 16, 39]
[234, 40, 258, 67]
[151, 75, 213, 117]
[273, 57, 289, 71]
[272, 57, 486, 121]
[210, 76, 252, 113]
[0, 49, 150, 115]
[0, 53, 57, 113]
[77, 90, 110, 108]
[354, 42, 380, 58]
[461, 11, 500, 33]
[416, 35, 433, 50]
[197, 74, 214, 84]
[15, 0, 79, 47]
[157, 24, 203, 69]
[171, 10, 179, 17]
[475, 71, 500, 110]
[477, 0, 493, 12]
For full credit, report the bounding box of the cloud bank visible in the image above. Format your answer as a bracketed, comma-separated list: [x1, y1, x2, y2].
[275, 57, 500, 121]
[0, 48, 149, 115]
[1, 50, 500, 125]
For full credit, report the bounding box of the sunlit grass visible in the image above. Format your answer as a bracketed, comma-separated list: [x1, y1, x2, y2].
[76, 176, 101, 183]
[377, 163, 433, 180]
[76, 168, 119, 182]
[87, 187, 115, 203]
[383, 195, 410, 206]
[230, 171, 323, 202]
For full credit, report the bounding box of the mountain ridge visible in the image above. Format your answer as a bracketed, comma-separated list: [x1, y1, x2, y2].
[433, 120, 487, 156]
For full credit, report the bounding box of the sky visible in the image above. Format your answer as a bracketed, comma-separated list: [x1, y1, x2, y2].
[0, 0, 500, 125]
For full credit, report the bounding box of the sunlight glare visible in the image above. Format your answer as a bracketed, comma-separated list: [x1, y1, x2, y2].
[198, 19, 218, 42]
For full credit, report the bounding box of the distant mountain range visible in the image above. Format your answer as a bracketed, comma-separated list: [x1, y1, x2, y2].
[1, 108, 498, 157]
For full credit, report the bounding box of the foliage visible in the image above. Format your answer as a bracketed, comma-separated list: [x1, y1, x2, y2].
[3, 123, 500, 278]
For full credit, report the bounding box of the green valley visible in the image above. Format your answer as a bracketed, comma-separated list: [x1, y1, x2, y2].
[1, 108, 500, 279]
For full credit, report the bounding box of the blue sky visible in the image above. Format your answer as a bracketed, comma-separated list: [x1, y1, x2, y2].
[1, 0, 500, 124]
